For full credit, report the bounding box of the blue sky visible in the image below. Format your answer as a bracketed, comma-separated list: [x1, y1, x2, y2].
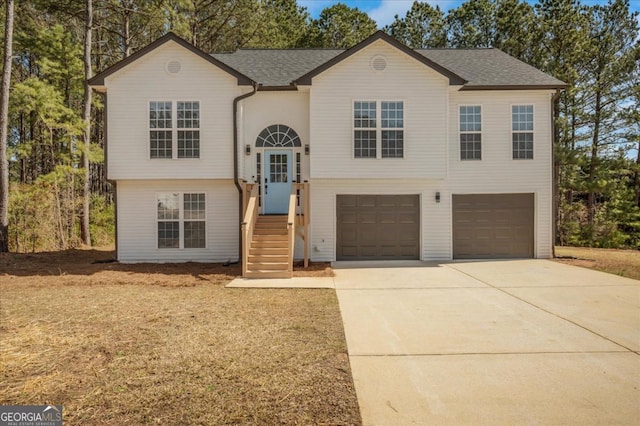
[298, 0, 640, 28]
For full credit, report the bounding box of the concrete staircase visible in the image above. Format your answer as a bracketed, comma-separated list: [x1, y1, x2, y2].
[245, 215, 291, 278]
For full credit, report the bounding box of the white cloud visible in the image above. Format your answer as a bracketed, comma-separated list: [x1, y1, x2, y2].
[367, 0, 461, 28]
[367, 0, 414, 27]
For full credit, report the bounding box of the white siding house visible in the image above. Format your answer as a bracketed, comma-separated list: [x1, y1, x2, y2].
[90, 31, 566, 264]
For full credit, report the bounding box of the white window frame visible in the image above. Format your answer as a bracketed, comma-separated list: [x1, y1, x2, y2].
[149, 100, 173, 159]
[511, 104, 534, 160]
[353, 100, 405, 159]
[149, 100, 201, 160]
[458, 105, 483, 161]
[156, 192, 207, 249]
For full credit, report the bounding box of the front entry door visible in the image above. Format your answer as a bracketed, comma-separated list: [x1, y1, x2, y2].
[264, 150, 292, 214]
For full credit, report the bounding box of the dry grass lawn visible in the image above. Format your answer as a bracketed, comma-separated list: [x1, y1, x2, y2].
[555, 246, 640, 280]
[0, 249, 360, 425]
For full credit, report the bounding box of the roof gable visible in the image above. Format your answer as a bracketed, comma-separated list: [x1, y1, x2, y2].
[295, 31, 467, 86]
[88, 32, 254, 88]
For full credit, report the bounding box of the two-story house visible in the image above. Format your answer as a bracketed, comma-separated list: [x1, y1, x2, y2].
[89, 31, 566, 277]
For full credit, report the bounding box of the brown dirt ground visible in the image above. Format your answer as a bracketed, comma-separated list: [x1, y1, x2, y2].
[554, 246, 640, 281]
[0, 248, 360, 425]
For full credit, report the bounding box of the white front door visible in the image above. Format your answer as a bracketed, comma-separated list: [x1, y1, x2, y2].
[264, 150, 292, 214]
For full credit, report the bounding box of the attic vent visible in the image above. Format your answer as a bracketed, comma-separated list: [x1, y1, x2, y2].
[166, 60, 181, 74]
[371, 55, 387, 72]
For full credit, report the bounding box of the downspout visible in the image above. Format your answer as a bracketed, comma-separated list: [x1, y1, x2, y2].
[551, 88, 562, 258]
[233, 83, 259, 262]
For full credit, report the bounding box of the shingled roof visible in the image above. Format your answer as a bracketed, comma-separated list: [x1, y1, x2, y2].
[212, 45, 566, 89]
[417, 49, 566, 90]
[212, 49, 343, 88]
[89, 31, 566, 91]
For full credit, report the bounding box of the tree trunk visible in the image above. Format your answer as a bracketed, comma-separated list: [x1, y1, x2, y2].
[552, 93, 561, 245]
[19, 111, 25, 183]
[635, 141, 640, 207]
[0, 0, 15, 253]
[587, 90, 601, 227]
[123, 1, 131, 58]
[80, 0, 93, 245]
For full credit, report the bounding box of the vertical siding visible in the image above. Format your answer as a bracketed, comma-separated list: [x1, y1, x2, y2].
[117, 180, 239, 262]
[447, 89, 554, 258]
[106, 41, 242, 180]
[310, 40, 449, 179]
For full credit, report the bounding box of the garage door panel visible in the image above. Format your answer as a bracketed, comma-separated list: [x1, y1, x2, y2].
[378, 197, 396, 208]
[399, 246, 419, 256]
[397, 213, 418, 223]
[340, 230, 357, 243]
[380, 245, 399, 256]
[340, 212, 357, 224]
[359, 227, 378, 243]
[338, 195, 357, 208]
[337, 195, 420, 260]
[397, 229, 418, 241]
[453, 193, 534, 259]
[360, 245, 378, 257]
[379, 213, 397, 224]
[358, 212, 377, 224]
[357, 196, 377, 208]
[397, 195, 419, 207]
[341, 245, 358, 257]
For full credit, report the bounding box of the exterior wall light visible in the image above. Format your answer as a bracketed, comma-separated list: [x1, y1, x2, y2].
[245, 144, 251, 155]
[435, 192, 441, 203]
[305, 144, 310, 155]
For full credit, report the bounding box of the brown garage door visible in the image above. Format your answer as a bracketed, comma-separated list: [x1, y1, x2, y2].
[337, 195, 420, 260]
[453, 193, 534, 259]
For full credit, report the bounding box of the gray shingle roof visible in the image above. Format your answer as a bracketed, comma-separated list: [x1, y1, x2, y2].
[212, 46, 566, 89]
[417, 48, 566, 89]
[212, 49, 343, 87]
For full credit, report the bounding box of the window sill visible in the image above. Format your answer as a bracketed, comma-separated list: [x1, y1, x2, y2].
[149, 157, 202, 160]
[353, 157, 405, 160]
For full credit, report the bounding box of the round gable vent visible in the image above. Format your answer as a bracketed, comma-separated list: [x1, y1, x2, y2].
[371, 55, 387, 72]
[166, 60, 181, 74]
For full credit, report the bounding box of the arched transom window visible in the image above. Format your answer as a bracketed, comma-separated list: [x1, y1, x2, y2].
[256, 124, 301, 147]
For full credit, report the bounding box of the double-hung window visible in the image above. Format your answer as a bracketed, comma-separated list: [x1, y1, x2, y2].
[354, 101, 404, 158]
[381, 102, 404, 158]
[149, 101, 200, 159]
[354, 101, 377, 158]
[150, 101, 173, 158]
[459, 106, 481, 160]
[512, 105, 533, 159]
[157, 193, 206, 249]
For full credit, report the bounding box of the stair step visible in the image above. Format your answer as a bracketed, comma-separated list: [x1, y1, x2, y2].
[257, 215, 287, 222]
[249, 255, 288, 263]
[253, 228, 287, 235]
[250, 248, 289, 256]
[251, 241, 289, 248]
[255, 222, 287, 229]
[247, 262, 288, 271]
[245, 270, 292, 279]
[252, 234, 288, 242]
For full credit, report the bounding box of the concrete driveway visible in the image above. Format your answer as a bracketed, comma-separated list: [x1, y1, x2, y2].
[333, 260, 640, 425]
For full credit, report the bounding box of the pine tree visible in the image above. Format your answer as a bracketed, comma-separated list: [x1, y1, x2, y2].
[384, 1, 447, 49]
[0, 0, 14, 252]
[303, 3, 377, 48]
